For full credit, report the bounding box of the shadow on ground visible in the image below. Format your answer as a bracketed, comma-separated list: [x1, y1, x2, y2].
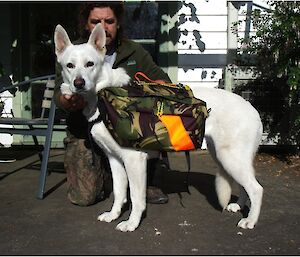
[0, 148, 299, 255]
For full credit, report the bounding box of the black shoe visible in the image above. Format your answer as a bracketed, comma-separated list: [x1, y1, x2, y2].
[146, 186, 168, 204]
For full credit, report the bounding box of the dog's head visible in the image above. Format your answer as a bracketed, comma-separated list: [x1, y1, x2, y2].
[54, 24, 106, 94]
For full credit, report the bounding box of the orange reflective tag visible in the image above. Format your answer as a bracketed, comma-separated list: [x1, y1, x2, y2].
[159, 115, 195, 151]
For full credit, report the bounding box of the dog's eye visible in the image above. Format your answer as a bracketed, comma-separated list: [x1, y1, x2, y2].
[67, 63, 75, 69]
[86, 61, 94, 68]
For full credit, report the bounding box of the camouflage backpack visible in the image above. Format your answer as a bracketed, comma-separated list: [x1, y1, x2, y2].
[98, 73, 208, 152]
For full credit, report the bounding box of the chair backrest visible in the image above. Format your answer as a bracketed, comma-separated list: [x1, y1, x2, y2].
[41, 79, 55, 118]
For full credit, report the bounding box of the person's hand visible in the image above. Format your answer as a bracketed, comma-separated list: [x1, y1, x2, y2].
[59, 94, 86, 111]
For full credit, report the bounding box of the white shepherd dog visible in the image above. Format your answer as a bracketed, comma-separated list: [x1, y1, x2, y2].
[54, 24, 263, 232]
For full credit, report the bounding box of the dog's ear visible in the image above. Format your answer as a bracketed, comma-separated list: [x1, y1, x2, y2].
[54, 24, 72, 58]
[88, 24, 106, 54]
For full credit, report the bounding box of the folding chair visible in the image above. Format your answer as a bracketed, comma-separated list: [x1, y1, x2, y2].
[0, 74, 63, 199]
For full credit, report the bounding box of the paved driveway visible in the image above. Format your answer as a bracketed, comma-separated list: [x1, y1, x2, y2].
[0, 149, 299, 255]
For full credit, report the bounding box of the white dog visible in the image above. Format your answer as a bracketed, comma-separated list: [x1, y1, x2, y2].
[54, 24, 263, 232]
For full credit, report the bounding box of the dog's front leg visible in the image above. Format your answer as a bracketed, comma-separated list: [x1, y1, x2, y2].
[110, 67, 130, 87]
[98, 154, 128, 223]
[91, 123, 147, 232]
[116, 149, 147, 232]
[95, 64, 130, 92]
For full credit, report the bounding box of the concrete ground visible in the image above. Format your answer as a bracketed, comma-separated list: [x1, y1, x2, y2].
[0, 148, 299, 255]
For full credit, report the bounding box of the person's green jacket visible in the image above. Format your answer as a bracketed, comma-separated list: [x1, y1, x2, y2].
[54, 38, 171, 139]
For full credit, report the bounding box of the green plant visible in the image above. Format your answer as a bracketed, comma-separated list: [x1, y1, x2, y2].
[0, 63, 4, 114]
[235, 1, 300, 145]
[0, 63, 4, 77]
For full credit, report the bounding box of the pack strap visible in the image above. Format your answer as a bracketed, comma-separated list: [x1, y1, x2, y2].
[161, 150, 191, 199]
[134, 71, 171, 85]
[134, 72, 159, 83]
[134, 72, 191, 92]
[134, 72, 173, 86]
[185, 151, 191, 195]
[161, 151, 170, 170]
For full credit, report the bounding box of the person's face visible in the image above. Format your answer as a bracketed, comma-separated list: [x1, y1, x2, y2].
[86, 7, 119, 47]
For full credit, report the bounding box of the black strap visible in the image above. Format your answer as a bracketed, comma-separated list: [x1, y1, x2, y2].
[161, 150, 191, 208]
[161, 150, 191, 194]
[161, 151, 170, 170]
[184, 151, 191, 195]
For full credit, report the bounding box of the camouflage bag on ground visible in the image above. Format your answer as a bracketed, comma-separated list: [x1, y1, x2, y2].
[98, 73, 208, 152]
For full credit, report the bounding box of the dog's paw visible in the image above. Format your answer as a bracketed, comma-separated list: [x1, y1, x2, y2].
[115, 220, 139, 232]
[97, 211, 120, 223]
[60, 83, 73, 95]
[114, 68, 130, 86]
[237, 218, 255, 229]
[226, 203, 241, 213]
[95, 81, 109, 92]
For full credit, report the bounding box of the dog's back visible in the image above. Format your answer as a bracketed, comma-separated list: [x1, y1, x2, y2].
[192, 87, 262, 149]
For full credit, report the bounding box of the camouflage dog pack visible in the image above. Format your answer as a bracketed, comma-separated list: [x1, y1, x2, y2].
[98, 74, 208, 152]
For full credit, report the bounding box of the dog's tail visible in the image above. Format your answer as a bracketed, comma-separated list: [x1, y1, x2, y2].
[215, 171, 232, 210]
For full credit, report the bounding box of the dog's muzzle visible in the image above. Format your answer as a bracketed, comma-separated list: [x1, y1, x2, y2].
[74, 77, 85, 90]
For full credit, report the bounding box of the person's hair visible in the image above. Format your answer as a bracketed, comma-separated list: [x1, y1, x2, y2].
[77, 1, 125, 39]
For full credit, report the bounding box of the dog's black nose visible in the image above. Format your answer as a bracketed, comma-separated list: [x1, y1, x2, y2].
[74, 77, 85, 89]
